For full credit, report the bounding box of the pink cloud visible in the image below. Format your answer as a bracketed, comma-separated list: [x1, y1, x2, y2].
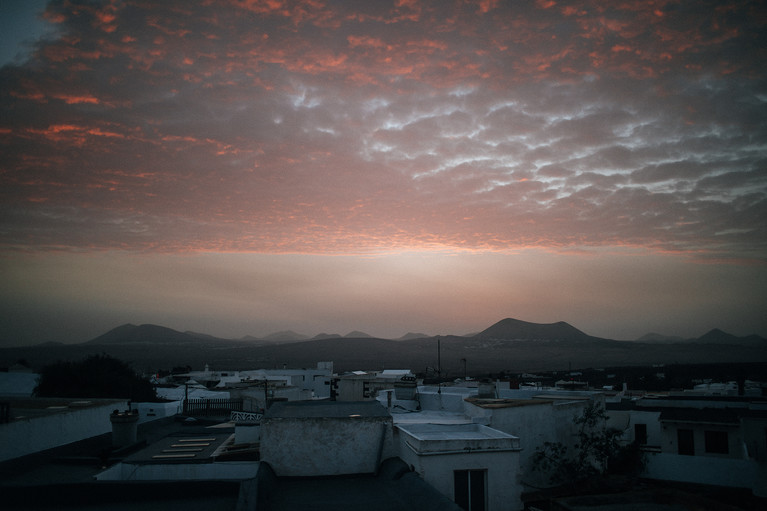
[0, 0, 762, 264]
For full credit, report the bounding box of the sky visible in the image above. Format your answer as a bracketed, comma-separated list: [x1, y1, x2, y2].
[1, 0, 766, 346]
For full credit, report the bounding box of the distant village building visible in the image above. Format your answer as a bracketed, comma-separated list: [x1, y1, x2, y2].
[332, 369, 416, 401]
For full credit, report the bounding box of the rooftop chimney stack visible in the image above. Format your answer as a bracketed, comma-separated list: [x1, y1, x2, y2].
[110, 409, 139, 447]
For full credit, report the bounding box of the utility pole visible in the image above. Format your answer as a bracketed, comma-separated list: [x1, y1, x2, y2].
[264, 378, 269, 411]
[437, 336, 441, 395]
[437, 336, 441, 379]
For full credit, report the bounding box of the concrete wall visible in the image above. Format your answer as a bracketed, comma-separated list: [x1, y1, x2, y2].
[335, 378, 393, 401]
[262, 369, 331, 399]
[236, 385, 302, 412]
[0, 399, 128, 462]
[417, 387, 475, 412]
[743, 416, 767, 462]
[134, 401, 181, 424]
[260, 417, 395, 477]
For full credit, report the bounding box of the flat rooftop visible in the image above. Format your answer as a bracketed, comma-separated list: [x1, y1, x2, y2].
[264, 400, 391, 419]
[2, 397, 127, 421]
[397, 422, 517, 441]
[389, 409, 474, 425]
[122, 429, 235, 464]
[465, 397, 555, 409]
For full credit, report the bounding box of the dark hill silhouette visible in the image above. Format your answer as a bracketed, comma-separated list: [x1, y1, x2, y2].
[697, 328, 739, 344]
[473, 318, 594, 342]
[87, 324, 202, 344]
[344, 331, 372, 338]
[4, 318, 765, 374]
[696, 329, 766, 346]
[311, 333, 342, 340]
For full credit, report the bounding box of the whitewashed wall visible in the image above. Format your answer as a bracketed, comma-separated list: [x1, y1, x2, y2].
[133, 400, 181, 424]
[260, 416, 394, 476]
[0, 400, 128, 462]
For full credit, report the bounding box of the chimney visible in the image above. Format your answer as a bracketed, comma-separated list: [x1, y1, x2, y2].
[110, 408, 139, 447]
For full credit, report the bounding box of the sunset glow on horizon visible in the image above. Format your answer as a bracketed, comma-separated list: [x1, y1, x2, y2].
[1, 0, 766, 345]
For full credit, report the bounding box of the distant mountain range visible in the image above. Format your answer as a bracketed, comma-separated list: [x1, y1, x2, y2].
[2, 318, 765, 374]
[87, 325, 380, 345]
[83, 318, 767, 347]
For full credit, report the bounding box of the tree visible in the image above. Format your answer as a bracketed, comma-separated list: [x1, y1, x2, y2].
[532, 402, 628, 484]
[34, 354, 157, 401]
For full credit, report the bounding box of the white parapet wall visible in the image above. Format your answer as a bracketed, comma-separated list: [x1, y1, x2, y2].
[0, 399, 129, 462]
[259, 401, 395, 477]
[96, 460, 261, 481]
[133, 400, 182, 424]
[644, 452, 761, 491]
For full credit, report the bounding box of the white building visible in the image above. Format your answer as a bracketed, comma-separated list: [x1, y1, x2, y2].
[333, 369, 416, 401]
[374, 384, 603, 510]
[397, 423, 521, 511]
[607, 394, 767, 498]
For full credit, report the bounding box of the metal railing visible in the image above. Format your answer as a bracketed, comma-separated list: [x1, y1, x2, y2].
[182, 398, 243, 416]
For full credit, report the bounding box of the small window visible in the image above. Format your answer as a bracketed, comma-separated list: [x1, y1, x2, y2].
[704, 430, 729, 454]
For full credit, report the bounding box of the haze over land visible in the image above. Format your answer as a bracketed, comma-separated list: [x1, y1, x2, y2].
[1, 318, 765, 375]
[1, 1, 766, 346]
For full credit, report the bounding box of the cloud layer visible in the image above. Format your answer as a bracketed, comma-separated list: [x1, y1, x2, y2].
[1, 0, 765, 261]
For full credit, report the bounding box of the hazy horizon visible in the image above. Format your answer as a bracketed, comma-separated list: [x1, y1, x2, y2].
[1, 1, 766, 347]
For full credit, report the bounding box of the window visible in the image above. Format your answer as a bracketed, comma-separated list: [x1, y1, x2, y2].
[677, 428, 694, 455]
[704, 430, 729, 454]
[454, 469, 486, 511]
[634, 423, 647, 445]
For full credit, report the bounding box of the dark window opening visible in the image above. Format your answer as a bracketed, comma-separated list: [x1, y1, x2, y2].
[678, 428, 694, 455]
[634, 423, 647, 445]
[704, 430, 729, 454]
[454, 469, 486, 511]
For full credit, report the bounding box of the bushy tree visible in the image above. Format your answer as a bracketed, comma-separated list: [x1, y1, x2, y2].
[532, 402, 626, 484]
[35, 354, 157, 401]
